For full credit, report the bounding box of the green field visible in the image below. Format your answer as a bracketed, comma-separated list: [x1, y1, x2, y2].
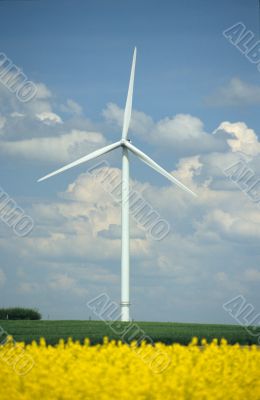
[0, 320, 259, 345]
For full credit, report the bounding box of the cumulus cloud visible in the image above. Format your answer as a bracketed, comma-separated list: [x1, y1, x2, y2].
[206, 78, 260, 106]
[60, 99, 83, 115]
[244, 268, 260, 282]
[1, 129, 107, 163]
[0, 79, 110, 165]
[213, 121, 260, 157]
[36, 111, 63, 125]
[174, 156, 202, 186]
[103, 102, 154, 136]
[103, 103, 225, 155]
[48, 273, 87, 296]
[194, 209, 260, 243]
[34, 83, 52, 99]
[10, 112, 25, 118]
[18, 281, 40, 294]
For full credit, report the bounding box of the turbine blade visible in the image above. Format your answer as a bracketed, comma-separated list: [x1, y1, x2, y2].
[125, 142, 197, 197]
[122, 47, 137, 140]
[37, 141, 121, 182]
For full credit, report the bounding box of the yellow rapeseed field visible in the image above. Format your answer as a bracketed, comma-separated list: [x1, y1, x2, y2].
[0, 337, 259, 399]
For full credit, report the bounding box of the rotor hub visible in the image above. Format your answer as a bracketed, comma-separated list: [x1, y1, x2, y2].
[121, 139, 131, 147]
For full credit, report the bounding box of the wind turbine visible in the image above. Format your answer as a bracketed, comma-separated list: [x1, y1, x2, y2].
[38, 48, 196, 322]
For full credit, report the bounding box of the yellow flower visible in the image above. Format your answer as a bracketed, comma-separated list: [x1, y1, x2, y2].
[0, 337, 259, 399]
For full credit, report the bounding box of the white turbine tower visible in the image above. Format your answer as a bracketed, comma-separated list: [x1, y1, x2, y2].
[38, 48, 196, 322]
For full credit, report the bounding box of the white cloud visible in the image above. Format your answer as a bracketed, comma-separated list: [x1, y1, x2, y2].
[103, 103, 223, 154]
[244, 268, 260, 282]
[0, 79, 58, 133]
[103, 103, 206, 142]
[213, 121, 260, 157]
[214, 272, 245, 294]
[36, 111, 63, 125]
[206, 78, 260, 106]
[174, 155, 202, 185]
[29, 167, 150, 260]
[34, 83, 52, 99]
[0, 79, 110, 167]
[155, 114, 206, 141]
[10, 112, 25, 118]
[61, 99, 82, 115]
[18, 282, 40, 294]
[1, 129, 107, 163]
[103, 102, 154, 136]
[48, 273, 87, 296]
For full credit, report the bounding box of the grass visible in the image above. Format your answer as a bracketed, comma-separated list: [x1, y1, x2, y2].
[0, 320, 259, 345]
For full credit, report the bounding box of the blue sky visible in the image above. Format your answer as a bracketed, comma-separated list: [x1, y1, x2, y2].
[0, 0, 259, 323]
